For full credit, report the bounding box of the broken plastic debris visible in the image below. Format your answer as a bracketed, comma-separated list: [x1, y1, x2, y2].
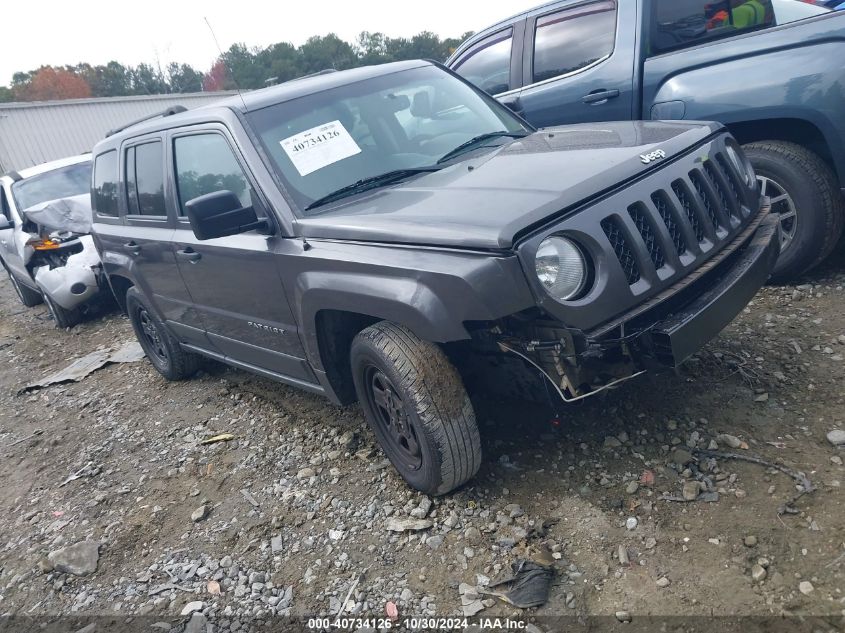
[199, 433, 236, 445]
[385, 601, 399, 620]
[481, 560, 554, 609]
[22, 341, 146, 393]
[207, 580, 221, 595]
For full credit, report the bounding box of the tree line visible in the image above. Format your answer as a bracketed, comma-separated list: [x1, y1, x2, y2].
[0, 31, 472, 103]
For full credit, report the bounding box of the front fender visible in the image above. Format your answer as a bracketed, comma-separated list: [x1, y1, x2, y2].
[289, 241, 536, 370]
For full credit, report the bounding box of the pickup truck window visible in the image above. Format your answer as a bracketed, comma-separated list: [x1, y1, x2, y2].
[247, 65, 527, 213]
[452, 29, 513, 95]
[93, 152, 119, 217]
[651, 0, 775, 54]
[173, 133, 252, 216]
[532, 1, 617, 84]
[125, 141, 165, 217]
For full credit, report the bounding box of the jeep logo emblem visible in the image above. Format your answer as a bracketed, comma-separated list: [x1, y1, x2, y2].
[248, 321, 286, 335]
[640, 149, 666, 164]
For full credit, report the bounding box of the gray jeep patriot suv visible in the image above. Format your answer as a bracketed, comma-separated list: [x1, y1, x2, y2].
[91, 60, 779, 495]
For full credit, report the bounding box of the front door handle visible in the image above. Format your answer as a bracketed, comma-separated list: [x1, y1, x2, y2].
[124, 241, 141, 256]
[582, 89, 621, 105]
[176, 247, 202, 263]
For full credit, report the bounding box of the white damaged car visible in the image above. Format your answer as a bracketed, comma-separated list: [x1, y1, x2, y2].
[0, 155, 108, 328]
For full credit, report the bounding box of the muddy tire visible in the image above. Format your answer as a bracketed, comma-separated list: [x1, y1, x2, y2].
[126, 287, 200, 380]
[350, 321, 481, 496]
[43, 293, 81, 329]
[5, 267, 43, 307]
[743, 141, 845, 282]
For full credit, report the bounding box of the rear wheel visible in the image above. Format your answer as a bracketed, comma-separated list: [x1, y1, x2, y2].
[126, 287, 200, 380]
[43, 293, 82, 329]
[743, 141, 845, 281]
[350, 321, 481, 496]
[5, 268, 43, 307]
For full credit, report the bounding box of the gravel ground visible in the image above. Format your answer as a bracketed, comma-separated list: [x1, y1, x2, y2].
[0, 251, 843, 632]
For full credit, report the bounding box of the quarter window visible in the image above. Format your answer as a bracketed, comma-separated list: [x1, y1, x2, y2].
[532, 2, 617, 84]
[93, 151, 119, 217]
[125, 141, 165, 216]
[453, 29, 513, 95]
[173, 134, 252, 216]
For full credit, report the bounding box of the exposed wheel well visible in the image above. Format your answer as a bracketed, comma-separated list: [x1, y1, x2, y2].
[315, 310, 380, 406]
[107, 275, 134, 314]
[727, 119, 836, 177]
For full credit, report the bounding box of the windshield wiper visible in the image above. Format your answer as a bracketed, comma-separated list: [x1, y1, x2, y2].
[305, 167, 441, 211]
[437, 131, 528, 165]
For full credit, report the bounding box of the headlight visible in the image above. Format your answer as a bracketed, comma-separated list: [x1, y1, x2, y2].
[726, 143, 756, 188]
[535, 236, 588, 302]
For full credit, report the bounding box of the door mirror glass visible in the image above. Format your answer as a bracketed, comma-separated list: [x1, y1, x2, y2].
[185, 190, 267, 240]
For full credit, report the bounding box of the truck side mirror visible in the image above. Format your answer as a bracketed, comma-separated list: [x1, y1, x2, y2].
[185, 190, 269, 241]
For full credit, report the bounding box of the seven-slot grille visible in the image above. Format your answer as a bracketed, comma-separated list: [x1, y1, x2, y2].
[602, 151, 751, 287]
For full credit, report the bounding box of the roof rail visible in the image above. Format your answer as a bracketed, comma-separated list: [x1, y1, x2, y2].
[106, 105, 188, 138]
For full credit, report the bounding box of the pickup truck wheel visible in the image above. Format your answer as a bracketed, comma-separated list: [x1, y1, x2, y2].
[743, 141, 845, 282]
[351, 321, 481, 496]
[43, 293, 81, 329]
[6, 268, 43, 307]
[126, 287, 200, 380]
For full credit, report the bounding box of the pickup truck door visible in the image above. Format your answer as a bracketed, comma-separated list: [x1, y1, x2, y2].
[168, 127, 316, 385]
[515, 0, 637, 127]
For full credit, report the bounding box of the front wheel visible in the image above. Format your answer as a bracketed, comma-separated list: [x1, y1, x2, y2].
[6, 268, 43, 307]
[351, 321, 481, 496]
[43, 293, 82, 329]
[743, 141, 844, 282]
[126, 287, 200, 381]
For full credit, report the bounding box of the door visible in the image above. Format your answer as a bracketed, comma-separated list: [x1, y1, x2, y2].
[0, 185, 22, 276]
[169, 128, 314, 383]
[92, 145, 200, 343]
[517, 0, 636, 127]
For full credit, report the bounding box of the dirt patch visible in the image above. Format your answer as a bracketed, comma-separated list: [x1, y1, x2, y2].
[0, 252, 843, 628]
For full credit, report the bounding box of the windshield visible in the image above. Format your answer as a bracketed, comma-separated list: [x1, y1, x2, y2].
[247, 65, 530, 214]
[11, 162, 92, 212]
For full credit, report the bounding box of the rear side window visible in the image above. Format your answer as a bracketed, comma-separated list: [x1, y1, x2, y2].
[173, 134, 252, 216]
[651, 0, 775, 55]
[532, 1, 617, 84]
[125, 141, 165, 216]
[93, 151, 119, 217]
[453, 29, 513, 95]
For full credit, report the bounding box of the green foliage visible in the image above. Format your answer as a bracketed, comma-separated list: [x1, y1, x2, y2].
[2, 30, 474, 101]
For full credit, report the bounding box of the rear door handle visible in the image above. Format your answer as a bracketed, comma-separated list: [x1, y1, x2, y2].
[582, 89, 621, 105]
[176, 247, 202, 263]
[124, 241, 141, 255]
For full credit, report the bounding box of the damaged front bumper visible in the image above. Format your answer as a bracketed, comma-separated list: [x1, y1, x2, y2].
[33, 235, 105, 310]
[486, 211, 781, 402]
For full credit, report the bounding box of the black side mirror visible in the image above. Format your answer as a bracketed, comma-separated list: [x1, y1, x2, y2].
[185, 190, 270, 241]
[0, 217, 12, 231]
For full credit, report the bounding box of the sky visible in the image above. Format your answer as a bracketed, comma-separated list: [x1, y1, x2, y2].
[0, 0, 542, 87]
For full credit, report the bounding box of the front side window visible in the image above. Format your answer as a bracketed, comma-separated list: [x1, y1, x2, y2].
[11, 162, 92, 212]
[651, 0, 775, 55]
[453, 30, 513, 95]
[125, 141, 165, 216]
[173, 134, 252, 216]
[247, 65, 529, 214]
[532, 2, 617, 84]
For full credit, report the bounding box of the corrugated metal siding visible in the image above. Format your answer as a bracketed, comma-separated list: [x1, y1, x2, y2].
[0, 92, 238, 172]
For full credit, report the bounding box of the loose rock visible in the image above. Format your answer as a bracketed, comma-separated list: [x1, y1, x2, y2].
[47, 541, 99, 577]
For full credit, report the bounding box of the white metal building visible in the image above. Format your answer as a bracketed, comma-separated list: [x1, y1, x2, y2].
[0, 91, 238, 173]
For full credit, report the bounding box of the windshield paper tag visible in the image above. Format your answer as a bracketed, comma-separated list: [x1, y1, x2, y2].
[280, 121, 361, 176]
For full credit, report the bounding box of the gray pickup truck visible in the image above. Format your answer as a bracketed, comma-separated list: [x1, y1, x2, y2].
[91, 61, 778, 495]
[448, 0, 845, 281]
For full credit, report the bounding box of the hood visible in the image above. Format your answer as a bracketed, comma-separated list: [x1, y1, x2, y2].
[294, 121, 722, 250]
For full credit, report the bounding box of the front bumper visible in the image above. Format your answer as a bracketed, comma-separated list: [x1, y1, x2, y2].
[33, 235, 105, 310]
[645, 211, 780, 366]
